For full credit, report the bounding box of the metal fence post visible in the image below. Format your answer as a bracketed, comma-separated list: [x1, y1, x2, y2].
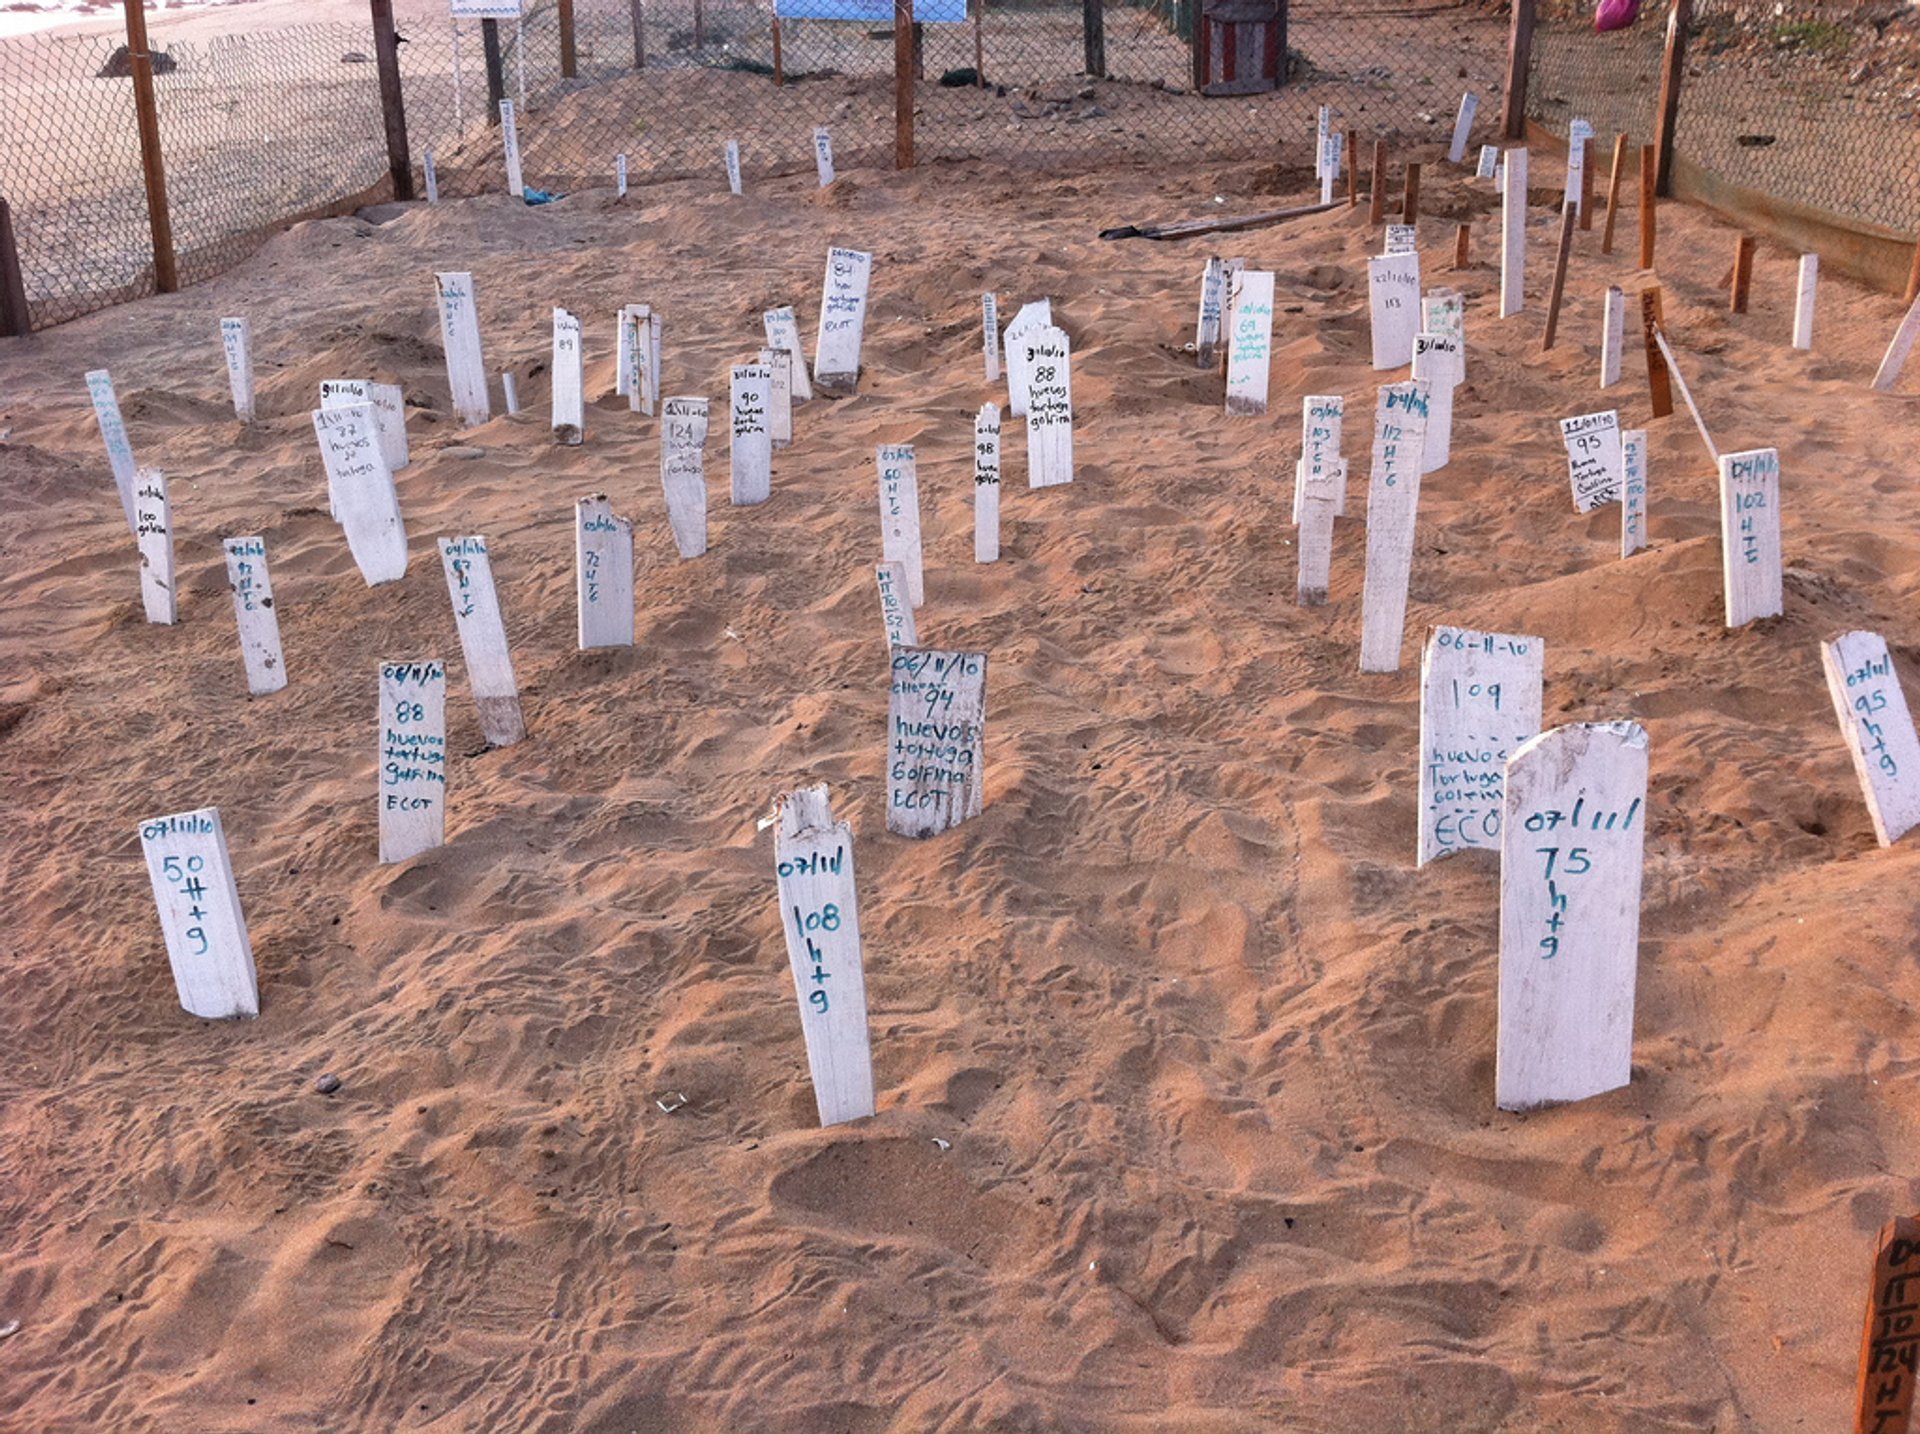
[1082, 0, 1106, 77]
[482, 17, 506, 121]
[1651, 0, 1691, 197]
[559, 0, 578, 77]
[122, 0, 177, 293]
[0, 197, 30, 337]
[370, 0, 415, 200]
[895, 0, 914, 168]
[1500, 0, 1534, 141]
[630, 0, 646, 67]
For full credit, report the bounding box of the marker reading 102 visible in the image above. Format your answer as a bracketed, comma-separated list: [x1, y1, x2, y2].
[163, 852, 212, 955]
[791, 901, 841, 1013]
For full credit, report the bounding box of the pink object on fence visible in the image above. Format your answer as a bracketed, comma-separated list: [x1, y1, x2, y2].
[1595, 0, 1642, 32]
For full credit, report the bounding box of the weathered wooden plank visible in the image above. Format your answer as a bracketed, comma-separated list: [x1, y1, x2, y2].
[219, 316, 255, 422]
[1357, 382, 1431, 673]
[1822, 630, 1920, 847]
[1292, 393, 1345, 523]
[439, 535, 526, 746]
[1855, 1215, 1920, 1433]
[1500, 147, 1528, 318]
[87, 368, 139, 534]
[729, 362, 773, 505]
[1793, 253, 1818, 351]
[1003, 298, 1053, 417]
[875, 560, 918, 647]
[660, 395, 709, 559]
[774, 784, 876, 1127]
[133, 467, 175, 626]
[551, 306, 585, 445]
[1718, 447, 1783, 627]
[1498, 720, 1648, 1111]
[974, 402, 1001, 563]
[378, 659, 447, 864]
[435, 271, 491, 426]
[223, 535, 287, 695]
[575, 494, 634, 650]
[1601, 284, 1626, 388]
[763, 305, 813, 402]
[139, 806, 258, 1019]
[1621, 428, 1649, 558]
[312, 403, 407, 586]
[887, 647, 988, 838]
[1559, 409, 1623, 513]
[1448, 91, 1479, 164]
[876, 443, 925, 606]
[814, 247, 872, 396]
[1021, 324, 1073, 488]
[1224, 270, 1275, 415]
[1369, 251, 1420, 369]
[1418, 625, 1544, 866]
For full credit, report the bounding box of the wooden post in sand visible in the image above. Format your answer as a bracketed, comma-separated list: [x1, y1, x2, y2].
[1497, 720, 1648, 1111]
[1601, 285, 1626, 387]
[378, 659, 447, 864]
[1559, 409, 1623, 512]
[1346, 130, 1358, 207]
[894, 0, 914, 169]
[660, 396, 710, 559]
[1417, 625, 1544, 866]
[1730, 234, 1755, 314]
[1477, 145, 1498, 180]
[1413, 332, 1459, 471]
[123, 0, 177, 292]
[1621, 429, 1648, 557]
[435, 271, 491, 426]
[974, 402, 1001, 562]
[1454, 223, 1471, 269]
[1718, 448, 1782, 628]
[764, 305, 813, 402]
[1793, 254, 1818, 350]
[877, 443, 926, 606]
[1195, 258, 1225, 369]
[1368, 140, 1388, 226]
[1358, 381, 1432, 673]
[552, 306, 585, 445]
[133, 467, 175, 625]
[1448, 92, 1479, 164]
[1639, 285, 1673, 417]
[1500, 148, 1527, 318]
[1224, 271, 1274, 414]
[1821, 631, 1920, 847]
[1564, 118, 1591, 221]
[814, 128, 835, 186]
[501, 371, 518, 414]
[139, 807, 257, 1019]
[1638, 144, 1657, 269]
[1293, 393, 1346, 522]
[1652, 0, 1692, 196]
[439, 536, 526, 746]
[87, 369, 139, 533]
[575, 495, 635, 649]
[1872, 294, 1920, 393]
[1857, 1216, 1920, 1432]
[774, 784, 876, 1127]
[424, 149, 439, 203]
[886, 647, 988, 837]
[219, 317, 255, 422]
[982, 292, 1000, 381]
[1601, 133, 1627, 254]
[499, 99, 525, 197]
[1402, 162, 1421, 223]
[761, 347, 793, 448]
[814, 247, 871, 396]
[312, 403, 407, 585]
[0, 197, 30, 337]
[1500, 0, 1534, 139]
[729, 362, 773, 505]
[876, 561, 919, 647]
[1022, 325, 1073, 487]
[724, 139, 743, 195]
[223, 536, 287, 695]
[617, 153, 628, 197]
[1541, 200, 1577, 350]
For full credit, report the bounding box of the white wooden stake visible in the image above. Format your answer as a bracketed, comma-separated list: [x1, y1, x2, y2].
[1620, 428, 1649, 557]
[616, 152, 628, 197]
[378, 659, 447, 864]
[1296, 449, 1342, 607]
[1559, 409, 1623, 512]
[1003, 298, 1052, 416]
[729, 362, 773, 506]
[1369, 251, 1421, 370]
[500, 98, 524, 197]
[1292, 393, 1345, 524]
[1600, 285, 1626, 388]
[435, 271, 491, 427]
[1418, 626, 1544, 866]
[875, 561, 919, 647]
[139, 807, 258, 1019]
[1565, 119, 1592, 218]
[219, 316, 255, 422]
[813, 127, 835, 186]
[133, 467, 175, 625]
[223, 536, 286, 694]
[312, 403, 407, 585]
[575, 495, 635, 650]
[1476, 144, 1498, 179]
[1822, 630, 1920, 847]
[813, 247, 871, 396]
[774, 784, 875, 1127]
[551, 306, 585, 445]
[1413, 332, 1459, 471]
[886, 647, 988, 838]
[725, 139, 743, 195]
[1718, 447, 1783, 627]
[1498, 720, 1648, 1111]
[501, 371, 520, 415]
[1022, 324, 1073, 488]
[1358, 381, 1431, 673]
[1793, 254, 1817, 351]
[974, 402, 1001, 563]
[87, 368, 138, 534]
[1500, 147, 1528, 318]
[1422, 288, 1466, 380]
[660, 396, 710, 559]
[1224, 270, 1275, 415]
[763, 305, 813, 402]
[760, 347, 794, 449]
[982, 292, 1000, 382]
[439, 535, 526, 746]
[425, 147, 440, 203]
[1195, 257, 1225, 369]
[877, 443, 925, 606]
[320, 379, 407, 474]
[1449, 92, 1480, 164]
[1872, 293, 1920, 392]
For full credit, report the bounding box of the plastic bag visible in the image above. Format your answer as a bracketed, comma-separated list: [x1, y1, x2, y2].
[1595, 0, 1641, 32]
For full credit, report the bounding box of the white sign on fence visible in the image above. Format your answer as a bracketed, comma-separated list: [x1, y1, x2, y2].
[763, 305, 813, 402]
[1412, 332, 1459, 471]
[1224, 270, 1275, 415]
[814, 247, 871, 395]
[875, 561, 919, 647]
[773, 784, 876, 1127]
[133, 467, 175, 626]
[982, 292, 1000, 382]
[1418, 626, 1545, 866]
[760, 347, 793, 448]
[724, 138, 743, 195]
[1195, 257, 1226, 369]
[1003, 298, 1053, 416]
[1559, 409, 1623, 513]
[1793, 254, 1818, 351]
[813, 127, 835, 186]
[440, 535, 526, 746]
[313, 403, 407, 585]
[876, 443, 925, 606]
[730, 362, 773, 505]
[87, 368, 138, 534]
[223, 536, 286, 695]
[1449, 92, 1480, 164]
[551, 306, 584, 445]
[887, 647, 988, 838]
[1600, 285, 1626, 388]
[576, 495, 635, 649]
[1498, 720, 1648, 1111]
[435, 271, 491, 426]
[1293, 393, 1345, 523]
[1822, 630, 1920, 846]
[1358, 382, 1431, 673]
[219, 316, 255, 422]
[378, 659, 447, 864]
[1022, 325, 1073, 488]
[1719, 447, 1783, 627]
[1620, 428, 1648, 557]
[139, 807, 258, 1019]
[1500, 148, 1528, 318]
[499, 99, 525, 197]
[1368, 251, 1421, 369]
[974, 402, 1002, 563]
[661, 396, 710, 559]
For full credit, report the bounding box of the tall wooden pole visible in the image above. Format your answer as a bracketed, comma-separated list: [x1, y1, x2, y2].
[1652, 0, 1692, 197]
[481, 17, 506, 121]
[559, 0, 578, 77]
[1082, 0, 1105, 77]
[0, 197, 30, 337]
[1600, 132, 1627, 255]
[772, 12, 784, 84]
[1500, 0, 1535, 141]
[894, 0, 914, 169]
[370, 0, 414, 201]
[1638, 141, 1657, 269]
[630, 0, 646, 67]
[123, 0, 177, 293]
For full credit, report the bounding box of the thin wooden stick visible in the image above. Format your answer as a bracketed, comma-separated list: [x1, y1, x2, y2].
[1346, 129, 1357, 207]
[1601, 132, 1626, 255]
[1640, 284, 1673, 418]
[1651, 324, 1718, 462]
[1402, 162, 1421, 224]
[1541, 200, 1577, 351]
[1368, 140, 1387, 226]
[1730, 234, 1755, 313]
[1638, 143, 1656, 270]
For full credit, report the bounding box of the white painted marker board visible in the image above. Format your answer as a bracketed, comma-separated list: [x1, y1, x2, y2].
[1418, 626, 1544, 866]
[887, 647, 988, 838]
[1422, 287, 1467, 381]
[133, 467, 176, 626]
[501, 371, 520, 415]
[439, 536, 526, 746]
[1601, 285, 1626, 388]
[1793, 254, 1817, 351]
[813, 127, 835, 186]
[725, 138, 743, 195]
[974, 402, 1002, 563]
[616, 152, 628, 196]
[1292, 393, 1345, 524]
[1412, 332, 1458, 471]
[730, 363, 773, 506]
[223, 536, 286, 695]
[760, 347, 793, 449]
[1357, 382, 1431, 673]
[1476, 144, 1498, 179]
[1022, 325, 1073, 488]
[774, 784, 876, 1127]
[1565, 119, 1592, 218]
[875, 561, 918, 647]
[425, 148, 440, 203]
[876, 443, 925, 607]
[1224, 270, 1275, 415]
[435, 271, 491, 426]
[1620, 429, 1648, 557]
[219, 316, 255, 422]
[1872, 293, 1920, 392]
[139, 807, 259, 1019]
[378, 659, 447, 864]
[1497, 720, 1648, 1111]
[575, 495, 635, 650]
[551, 306, 585, 445]
[1295, 443, 1344, 608]
[1822, 630, 1920, 847]
[320, 379, 408, 474]
[982, 292, 1000, 382]
[1718, 447, 1782, 627]
[660, 396, 710, 559]
[1195, 257, 1226, 369]
[1559, 409, 1623, 513]
[1003, 299, 1053, 417]
[814, 247, 871, 396]
[1449, 92, 1480, 164]
[87, 368, 138, 534]
[1500, 148, 1528, 318]
[763, 306, 813, 402]
[499, 99, 524, 196]
[312, 403, 408, 585]
[1369, 251, 1421, 369]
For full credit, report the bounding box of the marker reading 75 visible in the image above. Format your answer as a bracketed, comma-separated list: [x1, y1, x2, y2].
[163, 853, 211, 954]
[791, 902, 841, 1013]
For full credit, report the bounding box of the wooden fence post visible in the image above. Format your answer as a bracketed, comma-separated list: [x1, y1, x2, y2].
[122, 0, 176, 294]
[559, 0, 578, 77]
[894, 0, 914, 169]
[630, 0, 646, 67]
[1500, 0, 1535, 141]
[1082, 0, 1105, 77]
[0, 196, 30, 337]
[1652, 0, 1692, 197]
[1638, 141, 1656, 269]
[369, 0, 415, 201]
[481, 17, 506, 121]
